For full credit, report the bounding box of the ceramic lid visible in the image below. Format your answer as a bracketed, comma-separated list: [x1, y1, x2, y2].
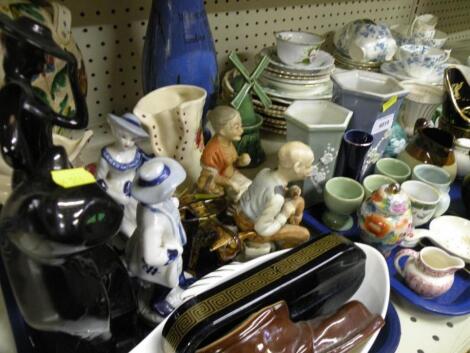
[367, 183, 411, 217]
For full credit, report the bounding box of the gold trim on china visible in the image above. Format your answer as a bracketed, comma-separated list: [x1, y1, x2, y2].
[444, 66, 470, 124]
[164, 234, 346, 350]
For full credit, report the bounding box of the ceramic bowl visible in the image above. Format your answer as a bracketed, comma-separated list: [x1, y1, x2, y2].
[454, 138, 470, 178]
[429, 216, 470, 263]
[374, 158, 411, 183]
[362, 174, 397, 198]
[397, 44, 451, 79]
[412, 164, 451, 217]
[401, 180, 440, 226]
[275, 31, 325, 66]
[133, 242, 389, 353]
[323, 177, 364, 230]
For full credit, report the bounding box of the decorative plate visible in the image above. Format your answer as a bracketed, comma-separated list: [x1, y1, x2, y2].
[388, 246, 470, 316]
[260, 80, 333, 100]
[131, 243, 390, 353]
[369, 303, 401, 353]
[260, 47, 335, 73]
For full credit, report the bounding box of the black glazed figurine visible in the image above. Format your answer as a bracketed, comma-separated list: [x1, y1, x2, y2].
[0, 15, 138, 352]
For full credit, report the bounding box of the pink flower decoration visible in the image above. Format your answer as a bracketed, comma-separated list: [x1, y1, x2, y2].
[391, 201, 407, 214]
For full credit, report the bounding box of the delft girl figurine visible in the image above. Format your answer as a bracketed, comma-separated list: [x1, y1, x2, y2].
[96, 113, 149, 237]
[126, 157, 192, 324]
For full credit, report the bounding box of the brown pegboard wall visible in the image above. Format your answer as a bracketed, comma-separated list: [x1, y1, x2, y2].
[62, 0, 468, 127]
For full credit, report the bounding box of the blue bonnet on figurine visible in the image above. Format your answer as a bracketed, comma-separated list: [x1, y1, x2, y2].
[96, 112, 150, 237]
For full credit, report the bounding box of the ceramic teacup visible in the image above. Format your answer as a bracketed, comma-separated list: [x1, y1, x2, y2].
[401, 180, 440, 226]
[394, 246, 464, 298]
[322, 177, 364, 231]
[397, 44, 451, 79]
[410, 14, 438, 40]
[275, 31, 324, 65]
[412, 164, 451, 217]
[362, 174, 397, 198]
[374, 158, 411, 183]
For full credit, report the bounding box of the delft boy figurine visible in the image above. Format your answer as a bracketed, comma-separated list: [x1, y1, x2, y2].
[235, 141, 314, 258]
[96, 113, 149, 237]
[126, 157, 191, 324]
[197, 105, 251, 202]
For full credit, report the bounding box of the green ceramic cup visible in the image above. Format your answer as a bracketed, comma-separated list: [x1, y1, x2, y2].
[363, 174, 398, 198]
[322, 177, 365, 231]
[374, 158, 411, 183]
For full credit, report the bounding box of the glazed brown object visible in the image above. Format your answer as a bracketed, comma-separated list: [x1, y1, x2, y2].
[196, 300, 384, 353]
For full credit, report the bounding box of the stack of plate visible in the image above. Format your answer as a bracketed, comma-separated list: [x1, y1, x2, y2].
[332, 48, 382, 72]
[256, 47, 335, 134]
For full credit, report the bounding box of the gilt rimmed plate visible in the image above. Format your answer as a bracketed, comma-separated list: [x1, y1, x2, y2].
[260, 46, 335, 73]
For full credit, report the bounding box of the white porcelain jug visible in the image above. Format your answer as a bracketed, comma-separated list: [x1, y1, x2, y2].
[394, 247, 464, 298]
[133, 85, 207, 186]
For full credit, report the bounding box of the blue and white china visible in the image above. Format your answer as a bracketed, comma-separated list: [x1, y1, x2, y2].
[397, 45, 451, 79]
[391, 24, 448, 48]
[409, 14, 438, 40]
[334, 19, 397, 63]
[275, 31, 325, 66]
[381, 60, 445, 85]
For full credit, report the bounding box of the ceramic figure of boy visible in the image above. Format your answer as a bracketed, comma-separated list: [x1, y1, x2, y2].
[96, 113, 149, 237]
[235, 141, 314, 258]
[126, 157, 192, 324]
[197, 105, 251, 202]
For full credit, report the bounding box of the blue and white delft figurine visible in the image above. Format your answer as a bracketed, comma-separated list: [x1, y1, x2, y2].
[96, 113, 149, 237]
[126, 157, 192, 324]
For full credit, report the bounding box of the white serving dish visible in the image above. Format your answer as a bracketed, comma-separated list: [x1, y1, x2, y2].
[131, 242, 390, 353]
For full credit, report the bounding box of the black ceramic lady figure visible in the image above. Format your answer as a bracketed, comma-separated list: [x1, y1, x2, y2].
[0, 15, 138, 352]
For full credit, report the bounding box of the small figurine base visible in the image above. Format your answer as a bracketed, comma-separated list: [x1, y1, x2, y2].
[236, 114, 265, 168]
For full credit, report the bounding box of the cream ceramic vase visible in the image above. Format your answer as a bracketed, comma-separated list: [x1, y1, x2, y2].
[394, 247, 464, 298]
[134, 85, 207, 186]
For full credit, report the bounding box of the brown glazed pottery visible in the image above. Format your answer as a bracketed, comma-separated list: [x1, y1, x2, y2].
[196, 300, 384, 353]
[398, 118, 457, 181]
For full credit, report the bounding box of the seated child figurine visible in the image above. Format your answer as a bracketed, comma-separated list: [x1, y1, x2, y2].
[126, 157, 192, 324]
[197, 105, 251, 202]
[96, 113, 149, 237]
[235, 141, 314, 258]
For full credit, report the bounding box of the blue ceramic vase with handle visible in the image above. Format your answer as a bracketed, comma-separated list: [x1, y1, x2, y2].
[143, 0, 218, 120]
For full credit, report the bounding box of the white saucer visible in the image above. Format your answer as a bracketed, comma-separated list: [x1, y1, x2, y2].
[260, 46, 335, 74]
[380, 61, 445, 85]
[260, 79, 333, 100]
[130, 243, 389, 353]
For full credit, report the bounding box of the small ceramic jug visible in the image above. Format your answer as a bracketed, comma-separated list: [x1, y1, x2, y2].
[398, 118, 457, 181]
[394, 247, 464, 298]
[409, 14, 438, 40]
[358, 183, 413, 257]
[455, 138, 470, 178]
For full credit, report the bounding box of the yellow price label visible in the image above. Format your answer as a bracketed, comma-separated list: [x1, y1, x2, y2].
[51, 168, 96, 188]
[382, 95, 398, 112]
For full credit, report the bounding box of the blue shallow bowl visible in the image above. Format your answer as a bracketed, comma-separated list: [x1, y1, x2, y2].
[370, 303, 401, 353]
[387, 247, 470, 316]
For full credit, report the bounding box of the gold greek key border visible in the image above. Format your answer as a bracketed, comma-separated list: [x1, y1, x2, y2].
[164, 234, 345, 350]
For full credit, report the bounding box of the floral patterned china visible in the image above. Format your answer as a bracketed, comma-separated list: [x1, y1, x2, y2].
[275, 31, 325, 65]
[260, 47, 335, 74]
[397, 44, 451, 79]
[381, 61, 445, 84]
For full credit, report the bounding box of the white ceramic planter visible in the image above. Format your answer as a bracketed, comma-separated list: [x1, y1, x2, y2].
[398, 81, 444, 137]
[285, 100, 353, 206]
[134, 85, 207, 187]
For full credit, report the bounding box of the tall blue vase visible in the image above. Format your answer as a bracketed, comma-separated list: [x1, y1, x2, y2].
[143, 0, 218, 122]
